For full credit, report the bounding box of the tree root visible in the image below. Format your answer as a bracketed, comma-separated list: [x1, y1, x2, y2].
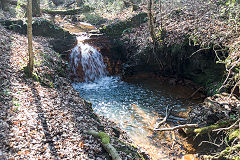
[85, 130, 122, 160]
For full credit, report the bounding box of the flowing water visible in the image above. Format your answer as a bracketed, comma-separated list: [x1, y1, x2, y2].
[71, 37, 199, 159]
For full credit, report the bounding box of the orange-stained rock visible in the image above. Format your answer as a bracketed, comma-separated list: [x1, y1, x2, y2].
[180, 154, 199, 160]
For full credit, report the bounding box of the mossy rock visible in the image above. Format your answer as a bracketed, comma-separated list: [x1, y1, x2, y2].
[100, 12, 147, 37]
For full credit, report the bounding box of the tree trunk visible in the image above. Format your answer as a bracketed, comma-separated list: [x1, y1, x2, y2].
[147, 0, 156, 43]
[1, 0, 9, 11]
[32, 0, 40, 17]
[27, 0, 34, 77]
[76, 0, 83, 7]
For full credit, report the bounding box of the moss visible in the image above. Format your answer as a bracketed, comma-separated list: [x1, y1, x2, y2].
[194, 120, 233, 134]
[98, 132, 110, 144]
[229, 129, 240, 141]
[100, 12, 147, 37]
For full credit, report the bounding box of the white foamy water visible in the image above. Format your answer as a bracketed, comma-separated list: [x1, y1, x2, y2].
[70, 36, 108, 82]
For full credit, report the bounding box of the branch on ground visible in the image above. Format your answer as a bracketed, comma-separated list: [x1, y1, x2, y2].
[84, 130, 122, 160]
[154, 124, 198, 131]
[154, 105, 172, 129]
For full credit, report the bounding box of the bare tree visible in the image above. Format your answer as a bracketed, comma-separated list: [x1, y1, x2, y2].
[0, 0, 9, 11]
[147, 0, 156, 43]
[32, 0, 40, 17]
[27, 0, 34, 77]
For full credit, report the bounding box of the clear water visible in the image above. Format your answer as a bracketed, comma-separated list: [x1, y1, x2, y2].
[73, 76, 197, 159]
[71, 36, 198, 159]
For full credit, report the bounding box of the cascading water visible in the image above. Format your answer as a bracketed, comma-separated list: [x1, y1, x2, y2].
[71, 36, 199, 159]
[70, 36, 107, 82]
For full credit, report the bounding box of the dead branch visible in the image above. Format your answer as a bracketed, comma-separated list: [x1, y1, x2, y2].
[213, 119, 240, 132]
[229, 80, 240, 98]
[154, 105, 171, 129]
[154, 124, 198, 131]
[188, 87, 203, 99]
[218, 58, 240, 92]
[84, 130, 122, 160]
[189, 46, 211, 58]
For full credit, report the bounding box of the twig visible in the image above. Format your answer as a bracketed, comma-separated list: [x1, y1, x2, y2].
[188, 87, 203, 99]
[189, 47, 211, 58]
[199, 140, 222, 147]
[154, 124, 198, 131]
[229, 80, 240, 98]
[218, 58, 240, 92]
[213, 119, 240, 132]
[154, 105, 171, 129]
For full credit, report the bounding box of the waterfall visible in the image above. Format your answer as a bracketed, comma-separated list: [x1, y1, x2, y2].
[70, 36, 108, 82]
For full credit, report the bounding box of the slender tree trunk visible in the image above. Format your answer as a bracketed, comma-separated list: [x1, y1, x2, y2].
[76, 0, 83, 7]
[32, 0, 40, 16]
[147, 0, 156, 43]
[1, 0, 9, 11]
[27, 0, 34, 77]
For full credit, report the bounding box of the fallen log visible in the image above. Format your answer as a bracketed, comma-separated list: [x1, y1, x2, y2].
[154, 124, 198, 131]
[84, 130, 122, 160]
[42, 6, 91, 15]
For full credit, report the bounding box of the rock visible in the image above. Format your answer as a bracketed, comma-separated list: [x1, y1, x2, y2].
[100, 12, 147, 37]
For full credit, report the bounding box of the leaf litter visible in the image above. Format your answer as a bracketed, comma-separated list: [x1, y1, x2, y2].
[0, 25, 140, 160]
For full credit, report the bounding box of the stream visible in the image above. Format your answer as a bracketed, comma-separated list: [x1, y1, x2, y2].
[71, 35, 199, 159]
[73, 76, 200, 159]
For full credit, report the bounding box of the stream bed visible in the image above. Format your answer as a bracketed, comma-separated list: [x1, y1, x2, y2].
[73, 76, 200, 159]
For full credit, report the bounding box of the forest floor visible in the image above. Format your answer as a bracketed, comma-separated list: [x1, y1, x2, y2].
[0, 25, 140, 159]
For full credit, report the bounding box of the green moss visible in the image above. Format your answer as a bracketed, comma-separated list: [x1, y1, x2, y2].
[100, 12, 147, 37]
[229, 129, 240, 141]
[98, 132, 110, 144]
[194, 120, 233, 134]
